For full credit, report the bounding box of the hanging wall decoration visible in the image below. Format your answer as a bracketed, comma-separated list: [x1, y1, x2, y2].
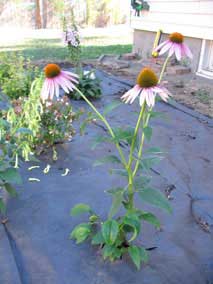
[131, 0, 150, 16]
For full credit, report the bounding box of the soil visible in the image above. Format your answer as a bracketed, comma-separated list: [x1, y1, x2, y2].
[83, 57, 213, 118]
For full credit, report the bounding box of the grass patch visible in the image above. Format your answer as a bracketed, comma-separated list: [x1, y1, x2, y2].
[0, 37, 132, 61]
[194, 88, 212, 105]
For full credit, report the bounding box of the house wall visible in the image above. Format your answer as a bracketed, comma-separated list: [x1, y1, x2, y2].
[131, 0, 213, 40]
[131, 0, 213, 72]
[133, 30, 202, 72]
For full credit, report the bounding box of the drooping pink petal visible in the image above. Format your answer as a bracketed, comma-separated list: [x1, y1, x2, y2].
[59, 76, 74, 91]
[144, 89, 152, 107]
[49, 79, 55, 100]
[168, 43, 175, 57]
[159, 41, 173, 56]
[44, 79, 51, 101]
[121, 88, 132, 100]
[41, 80, 49, 101]
[154, 40, 169, 52]
[61, 72, 79, 84]
[129, 90, 140, 104]
[153, 86, 171, 102]
[174, 44, 181, 61]
[125, 91, 135, 104]
[148, 88, 155, 107]
[57, 75, 74, 93]
[62, 70, 79, 78]
[121, 85, 141, 104]
[139, 89, 146, 106]
[54, 79, 59, 98]
[182, 43, 193, 59]
[55, 77, 69, 93]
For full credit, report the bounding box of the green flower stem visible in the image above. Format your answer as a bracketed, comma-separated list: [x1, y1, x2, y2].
[132, 111, 150, 178]
[127, 102, 146, 209]
[128, 102, 146, 170]
[158, 55, 170, 83]
[75, 87, 127, 168]
[133, 55, 170, 178]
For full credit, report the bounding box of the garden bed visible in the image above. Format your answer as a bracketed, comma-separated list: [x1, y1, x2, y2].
[0, 70, 213, 284]
[92, 56, 213, 118]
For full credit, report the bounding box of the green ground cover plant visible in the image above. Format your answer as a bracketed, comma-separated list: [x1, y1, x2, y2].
[0, 52, 39, 99]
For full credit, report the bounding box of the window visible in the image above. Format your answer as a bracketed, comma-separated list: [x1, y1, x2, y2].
[197, 40, 213, 79]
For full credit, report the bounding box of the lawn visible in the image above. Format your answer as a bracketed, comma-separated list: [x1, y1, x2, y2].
[0, 36, 132, 61]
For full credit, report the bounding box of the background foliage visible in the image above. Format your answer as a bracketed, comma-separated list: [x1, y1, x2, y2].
[0, 0, 130, 29]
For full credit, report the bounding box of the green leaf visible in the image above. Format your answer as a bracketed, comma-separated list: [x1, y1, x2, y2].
[89, 215, 99, 223]
[70, 203, 92, 216]
[140, 247, 149, 263]
[143, 126, 152, 141]
[102, 244, 122, 261]
[134, 176, 151, 189]
[109, 168, 128, 177]
[148, 110, 166, 119]
[0, 161, 11, 171]
[122, 214, 141, 242]
[91, 231, 104, 245]
[139, 157, 162, 171]
[140, 212, 161, 229]
[108, 189, 124, 219]
[70, 223, 91, 244]
[113, 127, 135, 145]
[93, 155, 121, 167]
[101, 219, 119, 245]
[16, 127, 33, 135]
[3, 183, 18, 197]
[0, 198, 6, 214]
[128, 245, 141, 270]
[128, 245, 148, 269]
[103, 101, 121, 115]
[80, 121, 88, 135]
[0, 168, 22, 185]
[91, 135, 111, 150]
[102, 244, 114, 260]
[145, 147, 164, 155]
[138, 188, 172, 214]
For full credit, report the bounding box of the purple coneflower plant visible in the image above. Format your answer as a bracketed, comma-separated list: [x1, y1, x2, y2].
[121, 67, 171, 107]
[155, 32, 193, 61]
[63, 28, 79, 47]
[41, 64, 78, 101]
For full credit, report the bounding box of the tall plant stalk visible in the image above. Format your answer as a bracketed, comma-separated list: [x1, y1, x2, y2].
[71, 56, 172, 269]
[76, 55, 170, 208]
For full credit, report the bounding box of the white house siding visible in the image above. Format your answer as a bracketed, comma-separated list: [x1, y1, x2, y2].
[131, 0, 213, 40]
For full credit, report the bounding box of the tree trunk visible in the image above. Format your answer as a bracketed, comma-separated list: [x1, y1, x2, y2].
[40, 0, 47, 28]
[35, 0, 42, 29]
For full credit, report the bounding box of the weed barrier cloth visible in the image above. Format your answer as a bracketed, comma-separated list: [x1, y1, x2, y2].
[0, 70, 212, 284]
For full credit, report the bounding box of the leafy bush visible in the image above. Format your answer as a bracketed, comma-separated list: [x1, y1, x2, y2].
[35, 96, 76, 150]
[70, 70, 101, 100]
[7, 77, 43, 163]
[0, 118, 22, 214]
[0, 52, 39, 99]
[0, 78, 43, 213]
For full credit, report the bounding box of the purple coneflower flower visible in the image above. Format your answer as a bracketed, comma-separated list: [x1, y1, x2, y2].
[155, 32, 193, 61]
[63, 28, 79, 47]
[121, 67, 171, 108]
[41, 63, 78, 101]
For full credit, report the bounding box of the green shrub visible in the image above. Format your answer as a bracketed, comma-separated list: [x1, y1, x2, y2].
[35, 96, 76, 151]
[0, 78, 42, 213]
[70, 70, 101, 100]
[0, 52, 39, 99]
